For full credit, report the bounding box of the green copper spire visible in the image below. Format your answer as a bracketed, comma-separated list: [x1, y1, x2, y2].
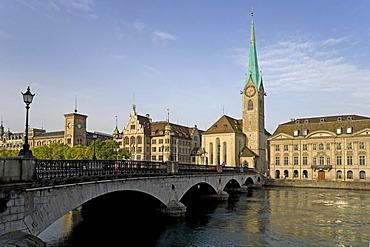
[246, 10, 262, 90]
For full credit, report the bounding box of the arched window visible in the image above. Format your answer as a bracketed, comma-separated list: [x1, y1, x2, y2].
[209, 142, 213, 165]
[293, 170, 298, 178]
[137, 136, 142, 144]
[130, 136, 135, 145]
[347, 170, 353, 179]
[248, 99, 253, 111]
[223, 141, 227, 164]
[337, 170, 342, 179]
[284, 170, 289, 178]
[275, 170, 280, 179]
[124, 137, 129, 145]
[360, 170, 366, 179]
[303, 170, 308, 178]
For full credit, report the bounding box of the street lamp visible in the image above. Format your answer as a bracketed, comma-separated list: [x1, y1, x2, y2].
[18, 86, 35, 156]
[92, 132, 97, 160]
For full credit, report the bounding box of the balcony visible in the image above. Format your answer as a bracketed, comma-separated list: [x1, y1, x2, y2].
[311, 165, 332, 171]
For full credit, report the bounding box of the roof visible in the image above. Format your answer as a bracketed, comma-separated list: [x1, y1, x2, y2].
[240, 146, 259, 157]
[35, 131, 64, 138]
[246, 13, 262, 90]
[271, 114, 370, 137]
[151, 121, 193, 139]
[203, 115, 244, 135]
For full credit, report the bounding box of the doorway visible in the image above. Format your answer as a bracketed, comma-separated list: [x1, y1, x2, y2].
[318, 170, 325, 180]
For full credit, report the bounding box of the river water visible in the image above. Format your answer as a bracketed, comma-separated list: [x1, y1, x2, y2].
[38, 187, 370, 247]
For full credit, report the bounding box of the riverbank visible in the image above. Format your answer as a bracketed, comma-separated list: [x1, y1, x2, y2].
[265, 178, 370, 191]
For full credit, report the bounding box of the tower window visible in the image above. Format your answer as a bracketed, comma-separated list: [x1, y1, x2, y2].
[248, 100, 253, 111]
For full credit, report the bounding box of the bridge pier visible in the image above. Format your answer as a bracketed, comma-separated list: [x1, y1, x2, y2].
[201, 190, 229, 201]
[160, 200, 186, 217]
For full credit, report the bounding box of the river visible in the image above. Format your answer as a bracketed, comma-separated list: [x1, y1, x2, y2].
[38, 187, 370, 247]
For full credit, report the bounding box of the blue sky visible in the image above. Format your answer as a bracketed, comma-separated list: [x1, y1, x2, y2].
[1, 0, 370, 135]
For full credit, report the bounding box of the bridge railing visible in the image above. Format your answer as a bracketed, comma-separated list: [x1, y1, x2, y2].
[36, 159, 167, 180]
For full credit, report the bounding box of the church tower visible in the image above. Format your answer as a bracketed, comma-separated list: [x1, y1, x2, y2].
[242, 10, 267, 173]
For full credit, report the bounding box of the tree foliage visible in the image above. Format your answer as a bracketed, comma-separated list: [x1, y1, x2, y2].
[0, 140, 131, 160]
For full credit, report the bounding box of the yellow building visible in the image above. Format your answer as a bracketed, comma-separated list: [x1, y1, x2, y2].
[269, 115, 370, 181]
[201, 12, 270, 174]
[0, 111, 112, 151]
[113, 105, 203, 163]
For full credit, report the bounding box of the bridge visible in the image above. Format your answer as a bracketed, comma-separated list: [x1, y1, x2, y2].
[0, 157, 264, 238]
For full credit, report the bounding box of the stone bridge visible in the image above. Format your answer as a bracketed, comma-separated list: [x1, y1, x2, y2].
[0, 157, 263, 238]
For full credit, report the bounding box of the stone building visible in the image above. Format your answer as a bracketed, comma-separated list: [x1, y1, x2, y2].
[269, 115, 370, 181]
[201, 12, 270, 174]
[0, 110, 112, 151]
[113, 105, 203, 163]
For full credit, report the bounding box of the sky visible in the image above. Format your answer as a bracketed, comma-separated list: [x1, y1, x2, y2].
[1, 0, 370, 135]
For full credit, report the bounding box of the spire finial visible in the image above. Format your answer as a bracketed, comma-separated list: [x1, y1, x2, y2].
[251, 5, 254, 17]
[167, 108, 170, 123]
[115, 115, 118, 127]
[74, 95, 78, 113]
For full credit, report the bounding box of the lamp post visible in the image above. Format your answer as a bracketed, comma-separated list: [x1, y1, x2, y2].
[18, 86, 35, 156]
[92, 132, 97, 160]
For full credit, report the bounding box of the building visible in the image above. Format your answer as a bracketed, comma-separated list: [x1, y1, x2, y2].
[201, 12, 270, 174]
[0, 110, 112, 151]
[113, 105, 203, 163]
[269, 115, 370, 181]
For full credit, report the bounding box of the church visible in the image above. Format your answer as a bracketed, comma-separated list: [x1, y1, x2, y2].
[201, 12, 270, 175]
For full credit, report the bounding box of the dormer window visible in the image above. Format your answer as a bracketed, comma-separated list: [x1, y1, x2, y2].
[346, 127, 352, 134]
[320, 118, 325, 122]
[337, 128, 342, 135]
[303, 129, 308, 136]
[293, 130, 299, 136]
[296, 120, 300, 124]
[337, 117, 343, 121]
[347, 116, 353, 121]
[304, 120, 309, 123]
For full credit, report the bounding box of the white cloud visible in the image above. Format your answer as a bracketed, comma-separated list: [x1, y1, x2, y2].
[152, 30, 177, 43]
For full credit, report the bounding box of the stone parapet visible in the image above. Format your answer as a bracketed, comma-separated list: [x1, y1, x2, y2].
[0, 157, 36, 183]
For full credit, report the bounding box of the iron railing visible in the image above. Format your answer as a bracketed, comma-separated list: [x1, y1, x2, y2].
[35, 159, 251, 180]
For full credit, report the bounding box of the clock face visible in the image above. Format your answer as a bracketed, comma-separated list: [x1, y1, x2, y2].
[245, 85, 256, 97]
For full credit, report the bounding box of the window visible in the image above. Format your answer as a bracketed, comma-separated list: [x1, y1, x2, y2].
[337, 128, 342, 135]
[152, 139, 156, 144]
[275, 145, 280, 152]
[151, 155, 156, 161]
[303, 156, 308, 165]
[303, 170, 308, 178]
[360, 156, 366, 166]
[337, 170, 342, 179]
[248, 100, 253, 110]
[152, 147, 157, 152]
[326, 143, 331, 150]
[347, 142, 352, 150]
[294, 170, 299, 178]
[360, 171, 366, 179]
[313, 144, 317, 150]
[293, 130, 299, 136]
[319, 156, 325, 165]
[137, 136, 142, 144]
[303, 144, 308, 151]
[294, 144, 298, 151]
[336, 156, 342, 166]
[347, 156, 353, 165]
[159, 139, 163, 144]
[347, 170, 353, 179]
[327, 157, 331, 166]
[359, 142, 365, 149]
[130, 124, 135, 130]
[313, 157, 316, 165]
[319, 143, 324, 150]
[303, 129, 308, 136]
[336, 143, 342, 150]
[284, 156, 289, 165]
[293, 156, 299, 165]
[284, 145, 288, 151]
[346, 127, 352, 134]
[275, 156, 280, 166]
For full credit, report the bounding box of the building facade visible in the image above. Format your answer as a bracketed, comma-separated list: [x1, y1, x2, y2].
[0, 111, 111, 151]
[269, 115, 370, 181]
[201, 12, 270, 174]
[113, 105, 203, 164]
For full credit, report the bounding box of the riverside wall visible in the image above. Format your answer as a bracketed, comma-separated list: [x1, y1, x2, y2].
[265, 178, 370, 191]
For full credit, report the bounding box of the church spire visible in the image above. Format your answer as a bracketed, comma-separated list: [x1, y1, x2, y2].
[247, 8, 262, 90]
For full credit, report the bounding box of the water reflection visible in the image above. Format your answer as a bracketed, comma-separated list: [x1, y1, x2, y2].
[39, 187, 370, 247]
